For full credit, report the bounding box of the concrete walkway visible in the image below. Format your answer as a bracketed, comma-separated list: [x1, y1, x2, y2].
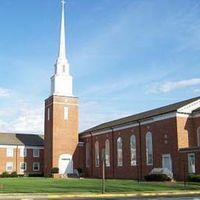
[0, 190, 200, 199]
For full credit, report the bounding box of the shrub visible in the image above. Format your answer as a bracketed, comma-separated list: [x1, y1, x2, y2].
[188, 174, 200, 182]
[144, 174, 171, 181]
[28, 173, 44, 177]
[51, 167, 59, 174]
[1, 171, 10, 178]
[76, 168, 82, 174]
[10, 171, 18, 177]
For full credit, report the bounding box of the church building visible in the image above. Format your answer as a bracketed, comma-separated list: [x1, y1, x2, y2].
[0, 0, 199, 181]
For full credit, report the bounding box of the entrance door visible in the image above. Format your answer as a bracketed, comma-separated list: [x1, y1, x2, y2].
[59, 154, 73, 175]
[162, 154, 172, 172]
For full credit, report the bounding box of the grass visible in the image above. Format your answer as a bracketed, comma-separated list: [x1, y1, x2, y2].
[0, 178, 199, 194]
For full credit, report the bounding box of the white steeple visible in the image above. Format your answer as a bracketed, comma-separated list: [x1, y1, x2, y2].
[51, 0, 73, 97]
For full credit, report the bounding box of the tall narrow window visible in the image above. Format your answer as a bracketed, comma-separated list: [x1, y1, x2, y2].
[64, 107, 68, 120]
[6, 162, 13, 172]
[6, 147, 13, 157]
[86, 143, 90, 168]
[95, 141, 100, 167]
[20, 162, 27, 172]
[197, 127, 200, 146]
[105, 139, 110, 167]
[130, 135, 137, 166]
[20, 147, 27, 157]
[33, 149, 40, 158]
[33, 162, 40, 171]
[188, 153, 195, 174]
[146, 132, 153, 165]
[117, 137, 123, 167]
[47, 108, 50, 121]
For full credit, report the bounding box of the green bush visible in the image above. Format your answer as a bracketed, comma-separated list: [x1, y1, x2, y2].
[51, 167, 59, 174]
[188, 174, 200, 182]
[28, 173, 44, 177]
[1, 171, 10, 178]
[10, 171, 18, 177]
[144, 174, 171, 181]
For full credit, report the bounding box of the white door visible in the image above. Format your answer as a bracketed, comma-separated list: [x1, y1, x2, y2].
[162, 154, 172, 172]
[59, 154, 73, 175]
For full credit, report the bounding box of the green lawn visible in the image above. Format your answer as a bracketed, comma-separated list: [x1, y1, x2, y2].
[0, 178, 199, 193]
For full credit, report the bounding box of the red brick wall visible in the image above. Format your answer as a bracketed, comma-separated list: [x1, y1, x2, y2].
[0, 147, 44, 175]
[80, 116, 186, 180]
[44, 95, 79, 176]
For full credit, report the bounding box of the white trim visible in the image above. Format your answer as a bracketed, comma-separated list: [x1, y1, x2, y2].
[33, 149, 40, 157]
[20, 162, 27, 172]
[47, 107, 50, 121]
[6, 147, 14, 157]
[162, 154, 172, 172]
[6, 162, 13, 172]
[178, 99, 200, 114]
[188, 153, 195, 174]
[33, 162, 40, 172]
[20, 147, 27, 157]
[0, 145, 44, 149]
[80, 112, 178, 138]
[80, 101, 200, 139]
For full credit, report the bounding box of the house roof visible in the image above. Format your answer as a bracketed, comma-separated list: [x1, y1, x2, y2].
[80, 96, 200, 135]
[0, 133, 44, 146]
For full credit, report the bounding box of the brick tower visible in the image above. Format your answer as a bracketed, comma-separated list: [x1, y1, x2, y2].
[44, 0, 79, 176]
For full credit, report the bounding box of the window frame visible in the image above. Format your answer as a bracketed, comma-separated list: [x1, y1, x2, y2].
[146, 132, 153, 166]
[188, 153, 195, 174]
[20, 162, 27, 172]
[20, 147, 27, 157]
[95, 141, 100, 167]
[64, 106, 68, 120]
[197, 127, 200, 146]
[85, 143, 90, 168]
[6, 162, 13, 172]
[130, 134, 137, 166]
[33, 149, 40, 158]
[105, 139, 110, 167]
[117, 137, 123, 167]
[33, 162, 40, 172]
[6, 147, 14, 157]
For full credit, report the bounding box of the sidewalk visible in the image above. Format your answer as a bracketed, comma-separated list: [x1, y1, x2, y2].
[0, 190, 200, 199]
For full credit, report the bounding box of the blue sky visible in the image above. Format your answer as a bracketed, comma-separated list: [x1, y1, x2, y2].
[0, 0, 200, 133]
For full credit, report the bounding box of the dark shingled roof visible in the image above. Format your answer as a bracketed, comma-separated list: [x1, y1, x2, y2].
[0, 133, 44, 146]
[80, 96, 200, 135]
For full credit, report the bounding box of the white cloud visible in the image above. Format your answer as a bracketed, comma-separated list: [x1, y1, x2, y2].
[147, 78, 200, 94]
[0, 101, 44, 134]
[0, 87, 11, 98]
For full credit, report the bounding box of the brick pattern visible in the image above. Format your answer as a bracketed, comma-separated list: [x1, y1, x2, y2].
[44, 95, 79, 176]
[80, 115, 200, 180]
[0, 147, 43, 174]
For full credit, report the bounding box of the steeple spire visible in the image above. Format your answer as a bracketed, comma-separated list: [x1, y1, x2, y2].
[50, 0, 73, 97]
[58, 0, 66, 60]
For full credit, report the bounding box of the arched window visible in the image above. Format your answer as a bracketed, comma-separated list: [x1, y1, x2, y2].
[146, 132, 153, 165]
[197, 127, 200, 146]
[85, 143, 90, 168]
[117, 137, 123, 166]
[130, 135, 136, 166]
[105, 139, 110, 167]
[95, 141, 100, 167]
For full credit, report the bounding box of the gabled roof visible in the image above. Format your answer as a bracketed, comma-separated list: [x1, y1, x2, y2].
[0, 133, 44, 146]
[80, 96, 200, 135]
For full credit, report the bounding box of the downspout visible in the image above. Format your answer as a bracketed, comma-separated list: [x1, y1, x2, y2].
[111, 127, 115, 178]
[90, 132, 93, 177]
[16, 145, 18, 173]
[137, 120, 143, 181]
